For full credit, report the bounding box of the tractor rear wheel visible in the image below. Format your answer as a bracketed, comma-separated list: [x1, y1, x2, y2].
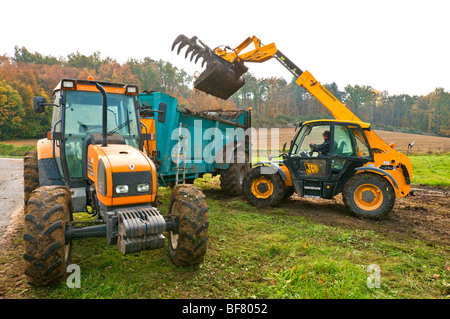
[168, 184, 209, 266]
[343, 173, 395, 219]
[24, 150, 39, 206]
[242, 166, 286, 207]
[23, 186, 73, 286]
[219, 155, 250, 196]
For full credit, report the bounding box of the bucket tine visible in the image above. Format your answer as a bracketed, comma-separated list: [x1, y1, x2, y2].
[184, 46, 195, 59]
[171, 34, 188, 52]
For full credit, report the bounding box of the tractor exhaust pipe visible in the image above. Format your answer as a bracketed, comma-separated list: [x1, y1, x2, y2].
[95, 83, 108, 147]
[172, 34, 248, 100]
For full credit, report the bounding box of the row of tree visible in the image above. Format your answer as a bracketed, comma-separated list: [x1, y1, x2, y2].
[0, 46, 448, 140]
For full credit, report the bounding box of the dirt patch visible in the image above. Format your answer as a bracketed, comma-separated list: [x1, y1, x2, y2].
[279, 185, 450, 246]
[0, 207, 29, 298]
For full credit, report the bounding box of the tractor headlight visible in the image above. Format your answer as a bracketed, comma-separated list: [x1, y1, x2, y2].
[115, 185, 129, 194]
[137, 183, 150, 193]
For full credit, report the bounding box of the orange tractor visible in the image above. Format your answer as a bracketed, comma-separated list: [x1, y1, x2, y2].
[23, 78, 209, 286]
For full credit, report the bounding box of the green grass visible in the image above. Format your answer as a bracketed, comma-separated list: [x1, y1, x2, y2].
[17, 175, 448, 299]
[1, 143, 448, 298]
[410, 154, 450, 186]
[0, 143, 35, 157]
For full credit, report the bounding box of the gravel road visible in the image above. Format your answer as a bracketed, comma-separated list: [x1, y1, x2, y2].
[0, 158, 23, 237]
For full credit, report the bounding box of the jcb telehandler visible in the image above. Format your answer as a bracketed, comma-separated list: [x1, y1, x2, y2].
[23, 78, 209, 286]
[172, 34, 413, 219]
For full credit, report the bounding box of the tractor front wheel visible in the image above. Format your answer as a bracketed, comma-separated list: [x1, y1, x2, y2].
[242, 166, 286, 207]
[23, 186, 73, 286]
[168, 184, 209, 266]
[343, 173, 395, 219]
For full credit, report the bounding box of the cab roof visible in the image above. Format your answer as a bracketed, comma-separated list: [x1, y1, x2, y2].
[53, 78, 138, 95]
[302, 119, 371, 129]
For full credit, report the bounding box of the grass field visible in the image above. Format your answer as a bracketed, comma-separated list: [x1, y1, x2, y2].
[0, 131, 449, 299]
[1, 179, 448, 299]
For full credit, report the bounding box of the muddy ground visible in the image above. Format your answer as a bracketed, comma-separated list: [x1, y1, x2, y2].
[273, 185, 449, 246]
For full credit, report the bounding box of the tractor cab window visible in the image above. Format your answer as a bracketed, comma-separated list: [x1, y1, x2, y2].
[291, 124, 331, 157]
[349, 126, 371, 159]
[63, 91, 139, 179]
[333, 125, 354, 157]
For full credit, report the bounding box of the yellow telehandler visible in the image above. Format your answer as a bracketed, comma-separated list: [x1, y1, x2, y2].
[172, 34, 413, 219]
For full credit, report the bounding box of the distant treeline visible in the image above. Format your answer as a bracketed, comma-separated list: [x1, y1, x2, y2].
[0, 46, 448, 140]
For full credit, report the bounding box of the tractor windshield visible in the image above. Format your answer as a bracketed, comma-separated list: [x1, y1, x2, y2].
[65, 91, 139, 142]
[63, 90, 139, 179]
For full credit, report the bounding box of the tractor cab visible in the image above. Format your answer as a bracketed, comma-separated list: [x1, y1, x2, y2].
[37, 78, 142, 187]
[286, 120, 373, 198]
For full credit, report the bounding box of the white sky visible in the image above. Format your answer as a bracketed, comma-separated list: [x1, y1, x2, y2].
[1, 0, 449, 96]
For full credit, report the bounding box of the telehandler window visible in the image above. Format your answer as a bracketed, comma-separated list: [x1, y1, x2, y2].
[291, 125, 331, 157]
[349, 126, 370, 158]
[333, 125, 354, 157]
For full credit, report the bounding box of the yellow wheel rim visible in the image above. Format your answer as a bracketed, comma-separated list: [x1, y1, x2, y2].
[251, 176, 273, 199]
[354, 184, 383, 211]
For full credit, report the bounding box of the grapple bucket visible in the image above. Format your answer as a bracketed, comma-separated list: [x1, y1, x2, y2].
[172, 34, 248, 100]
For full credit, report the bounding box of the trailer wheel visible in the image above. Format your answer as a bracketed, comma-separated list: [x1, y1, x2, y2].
[242, 166, 286, 207]
[168, 184, 209, 267]
[23, 186, 73, 286]
[343, 173, 395, 219]
[24, 150, 39, 206]
[219, 156, 250, 196]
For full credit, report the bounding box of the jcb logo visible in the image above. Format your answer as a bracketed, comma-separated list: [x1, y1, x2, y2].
[304, 162, 319, 175]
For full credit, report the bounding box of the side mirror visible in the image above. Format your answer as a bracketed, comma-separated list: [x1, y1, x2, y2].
[282, 141, 287, 153]
[33, 96, 46, 113]
[294, 121, 303, 132]
[158, 102, 167, 123]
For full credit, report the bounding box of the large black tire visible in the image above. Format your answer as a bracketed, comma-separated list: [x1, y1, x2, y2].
[168, 184, 209, 267]
[242, 166, 286, 207]
[219, 156, 250, 196]
[343, 173, 395, 220]
[23, 186, 73, 286]
[23, 150, 39, 206]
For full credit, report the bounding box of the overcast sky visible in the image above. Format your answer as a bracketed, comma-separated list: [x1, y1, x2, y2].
[1, 0, 448, 96]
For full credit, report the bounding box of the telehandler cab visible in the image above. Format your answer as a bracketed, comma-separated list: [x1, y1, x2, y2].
[172, 34, 413, 219]
[23, 78, 209, 286]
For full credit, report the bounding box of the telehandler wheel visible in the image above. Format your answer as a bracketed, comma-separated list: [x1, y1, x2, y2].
[168, 184, 209, 267]
[219, 155, 250, 196]
[343, 173, 395, 220]
[23, 150, 39, 206]
[23, 186, 73, 286]
[242, 166, 286, 207]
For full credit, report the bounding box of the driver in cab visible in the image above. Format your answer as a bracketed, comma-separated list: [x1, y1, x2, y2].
[309, 130, 331, 156]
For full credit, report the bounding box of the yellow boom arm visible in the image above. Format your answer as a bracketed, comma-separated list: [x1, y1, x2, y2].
[214, 36, 361, 122]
